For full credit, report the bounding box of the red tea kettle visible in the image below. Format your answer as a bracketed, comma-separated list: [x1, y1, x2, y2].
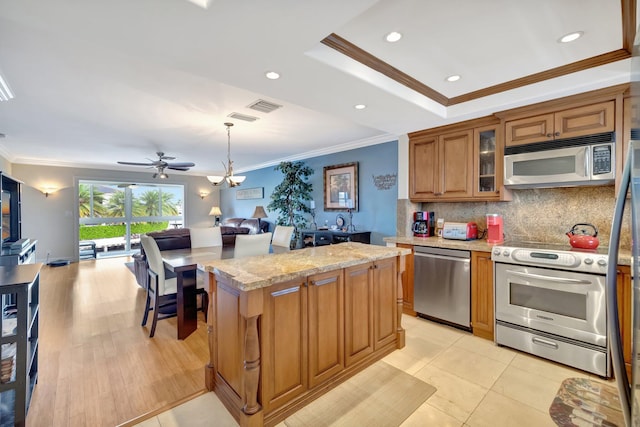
[566, 223, 599, 250]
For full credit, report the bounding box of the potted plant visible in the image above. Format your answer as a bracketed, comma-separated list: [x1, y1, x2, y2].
[267, 161, 314, 248]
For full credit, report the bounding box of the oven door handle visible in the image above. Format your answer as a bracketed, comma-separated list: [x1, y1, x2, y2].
[507, 270, 592, 285]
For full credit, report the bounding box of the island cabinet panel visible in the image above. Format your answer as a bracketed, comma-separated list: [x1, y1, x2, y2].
[373, 258, 397, 350]
[344, 263, 374, 367]
[307, 270, 345, 388]
[216, 282, 245, 400]
[261, 279, 308, 413]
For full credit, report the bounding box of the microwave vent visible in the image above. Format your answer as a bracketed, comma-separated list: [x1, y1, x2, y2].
[630, 128, 640, 140]
[505, 132, 615, 156]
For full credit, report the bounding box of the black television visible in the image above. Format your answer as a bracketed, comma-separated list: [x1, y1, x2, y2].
[1, 176, 21, 244]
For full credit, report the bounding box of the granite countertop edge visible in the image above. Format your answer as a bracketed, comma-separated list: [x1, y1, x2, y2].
[383, 236, 632, 266]
[202, 242, 411, 291]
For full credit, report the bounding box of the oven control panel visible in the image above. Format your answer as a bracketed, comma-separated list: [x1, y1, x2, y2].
[491, 246, 608, 274]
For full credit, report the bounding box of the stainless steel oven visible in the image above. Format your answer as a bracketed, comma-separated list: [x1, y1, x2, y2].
[492, 243, 610, 377]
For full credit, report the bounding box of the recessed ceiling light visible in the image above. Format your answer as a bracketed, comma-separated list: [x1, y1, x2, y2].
[265, 71, 280, 80]
[559, 31, 583, 43]
[446, 75, 461, 82]
[354, 104, 366, 110]
[385, 32, 402, 43]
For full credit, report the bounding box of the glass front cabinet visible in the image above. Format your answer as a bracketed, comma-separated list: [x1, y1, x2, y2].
[475, 126, 496, 195]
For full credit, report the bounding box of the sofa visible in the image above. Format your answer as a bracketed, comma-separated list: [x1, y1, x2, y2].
[220, 218, 269, 246]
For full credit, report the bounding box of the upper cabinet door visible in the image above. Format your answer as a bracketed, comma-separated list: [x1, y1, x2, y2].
[505, 113, 554, 147]
[409, 135, 438, 199]
[437, 130, 473, 199]
[555, 101, 615, 139]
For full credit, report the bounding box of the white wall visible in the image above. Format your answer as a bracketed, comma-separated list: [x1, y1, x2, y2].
[12, 164, 219, 262]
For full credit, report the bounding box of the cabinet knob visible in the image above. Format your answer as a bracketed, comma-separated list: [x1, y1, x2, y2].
[546, 133, 552, 138]
[554, 132, 560, 137]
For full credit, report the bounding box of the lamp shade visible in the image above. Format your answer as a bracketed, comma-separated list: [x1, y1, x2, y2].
[252, 206, 267, 219]
[209, 206, 222, 216]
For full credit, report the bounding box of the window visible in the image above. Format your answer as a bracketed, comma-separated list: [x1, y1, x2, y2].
[78, 181, 184, 257]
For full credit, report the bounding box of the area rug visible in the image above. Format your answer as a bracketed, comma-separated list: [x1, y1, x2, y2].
[283, 360, 436, 427]
[549, 377, 624, 427]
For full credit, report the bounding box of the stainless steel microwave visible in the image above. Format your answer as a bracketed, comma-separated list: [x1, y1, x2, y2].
[503, 133, 615, 188]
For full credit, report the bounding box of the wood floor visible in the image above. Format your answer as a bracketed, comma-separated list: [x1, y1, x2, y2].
[25, 256, 209, 427]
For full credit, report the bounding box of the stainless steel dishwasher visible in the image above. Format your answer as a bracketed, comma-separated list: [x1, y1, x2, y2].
[413, 246, 471, 329]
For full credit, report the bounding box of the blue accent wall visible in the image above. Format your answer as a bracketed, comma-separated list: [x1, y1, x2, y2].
[220, 140, 398, 246]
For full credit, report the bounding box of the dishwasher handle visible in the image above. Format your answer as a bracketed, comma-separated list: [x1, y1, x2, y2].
[414, 252, 470, 263]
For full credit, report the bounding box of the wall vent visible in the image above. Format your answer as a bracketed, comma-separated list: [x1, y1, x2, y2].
[248, 99, 282, 113]
[227, 112, 259, 122]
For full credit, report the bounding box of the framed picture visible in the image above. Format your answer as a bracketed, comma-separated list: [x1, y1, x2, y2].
[324, 162, 358, 211]
[236, 187, 264, 200]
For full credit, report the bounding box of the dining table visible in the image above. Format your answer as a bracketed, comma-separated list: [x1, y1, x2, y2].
[160, 246, 232, 339]
[160, 244, 287, 339]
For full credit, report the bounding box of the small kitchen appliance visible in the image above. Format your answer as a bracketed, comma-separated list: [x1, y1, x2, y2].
[412, 211, 434, 237]
[442, 222, 478, 240]
[486, 214, 504, 243]
[566, 223, 599, 249]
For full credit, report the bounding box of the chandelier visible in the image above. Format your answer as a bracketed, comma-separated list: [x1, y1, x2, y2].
[207, 122, 246, 187]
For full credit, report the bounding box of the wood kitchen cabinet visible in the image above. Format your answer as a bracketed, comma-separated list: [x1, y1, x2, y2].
[307, 269, 344, 388]
[409, 130, 473, 200]
[372, 257, 398, 350]
[344, 263, 374, 366]
[261, 278, 308, 413]
[409, 116, 509, 202]
[471, 251, 494, 341]
[504, 101, 615, 147]
[397, 244, 416, 316]
[616, 265, 632, 380]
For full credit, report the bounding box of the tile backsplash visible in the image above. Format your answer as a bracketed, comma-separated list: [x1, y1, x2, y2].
[397, 186, 630, 249]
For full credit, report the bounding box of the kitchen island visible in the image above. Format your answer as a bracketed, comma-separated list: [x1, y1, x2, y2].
[200, 242, 410, 427]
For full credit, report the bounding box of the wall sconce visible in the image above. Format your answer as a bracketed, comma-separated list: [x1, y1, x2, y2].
[199, 191, 209, 200]
[41, 187, 58, 198]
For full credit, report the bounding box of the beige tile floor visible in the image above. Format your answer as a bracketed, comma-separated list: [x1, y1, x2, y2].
[134, 315, 616, 427]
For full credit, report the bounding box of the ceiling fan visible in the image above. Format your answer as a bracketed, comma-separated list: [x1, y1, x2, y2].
[117, 152, 195, 179]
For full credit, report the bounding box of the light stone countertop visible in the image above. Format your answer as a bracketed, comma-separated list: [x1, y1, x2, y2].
[383, 236, 632, 266]
[201, 242, 411, 291]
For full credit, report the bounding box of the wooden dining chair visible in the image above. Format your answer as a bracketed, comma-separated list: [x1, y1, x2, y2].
[140, 235, 178, 337]
[271, 225, 294, 250]
[190, 227, 223, 248]
[234, 232, 272, 258]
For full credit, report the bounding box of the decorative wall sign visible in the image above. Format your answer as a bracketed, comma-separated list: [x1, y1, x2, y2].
[236, 187, 264, 200]
[324, 162, 358, 211]
[372, 173, 397, 190]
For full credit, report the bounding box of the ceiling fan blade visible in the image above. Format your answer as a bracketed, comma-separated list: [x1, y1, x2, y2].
[167, 166, 191, 171]
[166, 162, 195, 168]
[117, 161, 154, 166]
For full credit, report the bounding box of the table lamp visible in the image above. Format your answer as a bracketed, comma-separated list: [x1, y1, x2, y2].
[252, 205, 268, 232]
[209, 206, 222, 226]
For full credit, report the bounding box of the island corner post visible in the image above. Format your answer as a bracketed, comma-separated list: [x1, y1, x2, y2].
[202, 244, 409, 427]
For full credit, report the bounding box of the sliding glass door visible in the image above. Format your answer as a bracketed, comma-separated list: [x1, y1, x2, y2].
[78, 180, 184, 258]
